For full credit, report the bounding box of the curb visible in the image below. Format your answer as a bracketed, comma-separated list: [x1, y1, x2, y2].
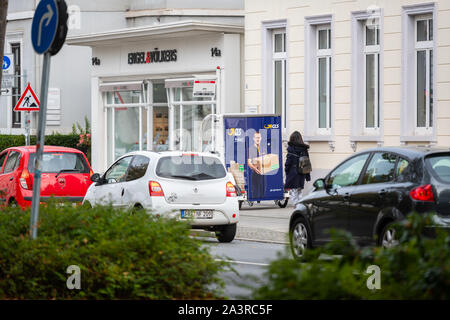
[236, 226, 289, 244]
[190, 227, 289, 244]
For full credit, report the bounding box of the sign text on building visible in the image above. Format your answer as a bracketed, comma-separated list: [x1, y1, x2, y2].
[128, 48, 177, 65]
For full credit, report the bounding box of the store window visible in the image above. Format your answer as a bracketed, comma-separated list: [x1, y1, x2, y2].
[166, 79, 216, 152]
[103, 80, 169, 166]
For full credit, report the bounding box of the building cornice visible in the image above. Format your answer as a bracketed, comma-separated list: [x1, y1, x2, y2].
[67, 20, 244, 47]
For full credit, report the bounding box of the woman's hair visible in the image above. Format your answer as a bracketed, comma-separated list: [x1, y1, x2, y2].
[289, 131, 304, 145]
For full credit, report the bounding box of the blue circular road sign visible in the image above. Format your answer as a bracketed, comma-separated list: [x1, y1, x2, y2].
[2, 56, 11, 70]
[31, 0, 59, 54]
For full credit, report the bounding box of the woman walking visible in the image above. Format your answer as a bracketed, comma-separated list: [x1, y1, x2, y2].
[284, 131, 311, 206]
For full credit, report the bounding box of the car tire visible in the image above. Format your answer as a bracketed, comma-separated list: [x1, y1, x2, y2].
[216, 223, 237, 243]
[239, 200, 243, 210]
[378, 221, 399, 248]
[290, 217, 311, 259]
[8, 199, 18, 208]
[276, 198, 289, 208]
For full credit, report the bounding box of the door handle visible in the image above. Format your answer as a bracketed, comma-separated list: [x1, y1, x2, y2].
[9, 177, 14, 181]
[378, 189, 387, 196]
[343, 192, 350, 201]
[121, 188, 124, 197]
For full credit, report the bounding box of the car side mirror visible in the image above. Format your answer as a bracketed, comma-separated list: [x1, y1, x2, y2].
[313, 178, 326, 190]
[90, 173, 101, 182]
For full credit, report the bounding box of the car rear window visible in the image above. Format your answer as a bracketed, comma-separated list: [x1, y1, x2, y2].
[28, 152, 90, 174]
[425, 154, 450, 183]
[156, 155, 226, 181]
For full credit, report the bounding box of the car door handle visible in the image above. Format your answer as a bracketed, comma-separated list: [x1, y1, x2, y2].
[378, 189, 387, 196]
[343, 192, 350, 201]
[9, 177, 13, 181]
[121, 188, 124, 197]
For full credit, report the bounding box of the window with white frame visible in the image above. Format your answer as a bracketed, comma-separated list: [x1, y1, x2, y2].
[364, 20, 380, 130]
[415, 15, 433, 133]
[272, 29, 287, 128]
[317, 26, 331, 132]
[401, 3, 435, 142]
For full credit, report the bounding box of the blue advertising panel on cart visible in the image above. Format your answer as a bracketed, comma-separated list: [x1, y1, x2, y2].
[224, 115, 284, 201]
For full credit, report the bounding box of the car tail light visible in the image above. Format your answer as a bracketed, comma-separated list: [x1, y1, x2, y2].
[89, 169, 94, 177]
[226, 182, 237, 197]
[410, 184, 435, 202]
[20, 168, 32, 190]
[149, 181, 164, 197]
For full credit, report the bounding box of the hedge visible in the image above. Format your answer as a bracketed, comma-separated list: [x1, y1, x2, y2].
[0, 134, 89, 161]
[0, 202, 226, 299]
[251, 213, 450, 300]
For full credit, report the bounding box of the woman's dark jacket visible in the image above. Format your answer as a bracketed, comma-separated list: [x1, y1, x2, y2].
[284, 142, 311, 189]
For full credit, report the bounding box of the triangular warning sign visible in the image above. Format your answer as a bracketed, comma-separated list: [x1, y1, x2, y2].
[14, 83, 40, 112]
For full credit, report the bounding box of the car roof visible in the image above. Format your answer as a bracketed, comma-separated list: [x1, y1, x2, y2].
[3, 145, 84, 154]
[116, 150, 222, 160]
[355, 146, 450, 159]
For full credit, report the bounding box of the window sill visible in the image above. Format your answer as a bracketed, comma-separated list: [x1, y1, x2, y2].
[400, 135, 436, 143]
[303, 135, 333, 142]
[350, 135, 383, 142]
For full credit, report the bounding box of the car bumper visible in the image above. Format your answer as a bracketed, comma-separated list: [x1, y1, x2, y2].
[145, 198, 239, 226]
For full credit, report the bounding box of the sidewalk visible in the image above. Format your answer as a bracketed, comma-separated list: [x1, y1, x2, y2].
[236, 201, 293, 244]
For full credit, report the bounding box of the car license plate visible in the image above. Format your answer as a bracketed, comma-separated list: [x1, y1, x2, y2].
[181, 210, 213, 219]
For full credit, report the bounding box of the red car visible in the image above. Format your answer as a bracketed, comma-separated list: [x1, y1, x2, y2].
[0, 146, 93, 209]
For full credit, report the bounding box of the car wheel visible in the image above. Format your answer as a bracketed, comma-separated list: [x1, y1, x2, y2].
[216, 223, 237, 243]
[290, 217, 311, 259]
[8, 199, 18, 208]
[239, 200, 243, 210]
[379, 222, 399, 249]
[276, 198, 289, 208]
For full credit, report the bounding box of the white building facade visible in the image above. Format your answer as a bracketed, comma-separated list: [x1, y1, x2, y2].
[245, 0, 450, 183]
[2, 0, 244, 173]
[67, 2, 244, 172]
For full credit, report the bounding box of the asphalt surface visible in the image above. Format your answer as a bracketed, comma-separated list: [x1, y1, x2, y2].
[236, 201, 292, 243]
[204, 238, 288, 299]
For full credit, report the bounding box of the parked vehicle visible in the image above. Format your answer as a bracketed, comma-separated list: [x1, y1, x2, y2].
[289, 146, 450, 258]
[0, 146, 93, 209]
[84, 151, 240, 242]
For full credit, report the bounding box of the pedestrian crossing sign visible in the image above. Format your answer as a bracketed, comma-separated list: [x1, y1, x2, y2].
[14, 83, 40, 111]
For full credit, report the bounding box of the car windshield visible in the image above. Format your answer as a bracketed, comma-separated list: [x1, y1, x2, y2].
[28, 152, 90, 174]
[426, 154, 450, 183]
[156, 155, 226, 180]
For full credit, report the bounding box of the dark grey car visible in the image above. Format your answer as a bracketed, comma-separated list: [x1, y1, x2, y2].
[289, 146, 450, 258]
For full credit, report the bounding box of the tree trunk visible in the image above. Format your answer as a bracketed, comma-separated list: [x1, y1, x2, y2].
[0, 0, 9, 92]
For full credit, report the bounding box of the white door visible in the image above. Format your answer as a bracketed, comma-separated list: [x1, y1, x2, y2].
[94, 156, 133, 207]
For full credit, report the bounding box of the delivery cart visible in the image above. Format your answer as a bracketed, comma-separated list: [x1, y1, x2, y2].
[203, 113, 289, 209]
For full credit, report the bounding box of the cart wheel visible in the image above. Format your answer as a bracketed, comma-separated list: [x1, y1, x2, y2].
[247, 201, 254, 207]
[239, 200, 243, 210]
[277, 198, 289, 208]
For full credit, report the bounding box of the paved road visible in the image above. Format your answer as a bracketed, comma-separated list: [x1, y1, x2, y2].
[236, 201, 292, 243]
[203, 238, 288, 299]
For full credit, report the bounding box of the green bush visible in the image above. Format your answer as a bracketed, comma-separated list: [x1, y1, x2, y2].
[251, 213, 450, 300]
[0, 202, 226, 299]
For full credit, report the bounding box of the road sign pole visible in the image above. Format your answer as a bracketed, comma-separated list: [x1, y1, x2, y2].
[30, 52, 51, 239]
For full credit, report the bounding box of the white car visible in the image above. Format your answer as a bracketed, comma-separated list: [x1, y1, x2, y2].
[83, 151, 239, 242]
